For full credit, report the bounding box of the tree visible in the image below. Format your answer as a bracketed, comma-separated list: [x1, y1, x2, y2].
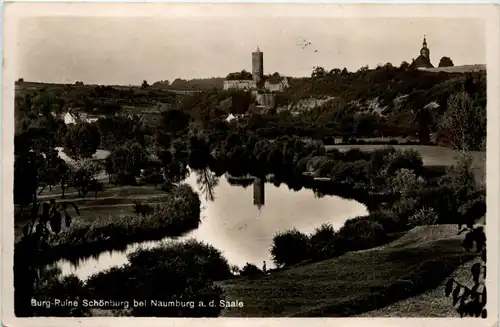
[271, 229, 310, 267]
[157, 109, 191, 140]
[439, 57, 454, 68]
[141, 80, 149, 89]
[14, 126, 58, 209]
[311, 66, 326, 78]
[438, 91, 486, 151]
[63, 122, 101, 159]
[225, 70, 253, 81]
[105, 141, 148, 185]
[67, 159, 103, 197]
[310, 223, 339, 260]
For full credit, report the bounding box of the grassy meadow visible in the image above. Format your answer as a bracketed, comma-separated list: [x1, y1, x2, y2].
[218, 225, 477, 317]
[15, 182, 168, 240]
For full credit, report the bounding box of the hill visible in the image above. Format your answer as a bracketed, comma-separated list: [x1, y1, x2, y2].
[218, 225, 476, 317]
[357, 257, 480, 317]
[419, 64, 486, 74]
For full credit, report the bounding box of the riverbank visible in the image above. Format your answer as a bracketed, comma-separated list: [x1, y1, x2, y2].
[325, 144, 486, 184]
[15, 184, 201, 265]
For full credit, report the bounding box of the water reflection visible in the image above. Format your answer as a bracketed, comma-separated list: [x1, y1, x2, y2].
[195, 168, 219, 202]
[57, 171, 368, 280]
[253, 178, 265, 209]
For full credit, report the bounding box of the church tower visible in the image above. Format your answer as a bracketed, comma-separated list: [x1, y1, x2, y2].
[420, 35, 430, 61]
[252, 47, 264, 84]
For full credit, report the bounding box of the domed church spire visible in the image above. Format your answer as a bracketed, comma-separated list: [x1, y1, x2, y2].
[420, 35, 430, 60]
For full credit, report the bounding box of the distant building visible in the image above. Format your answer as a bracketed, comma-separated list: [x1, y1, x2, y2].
[264, 76, 289, 92]
[410, 36, 434, 69]
[63, 112, 77, 125]
[223, 80, 257, 91]
[223, 47, 289, 108]
[62, 111, 102, 125]
[224, 113, 247, 123]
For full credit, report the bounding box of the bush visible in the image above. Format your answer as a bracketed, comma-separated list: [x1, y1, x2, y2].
[307, 156, 335, 176]
[239, 263, 265, 277]
[365, 210, 403, 233]
[133, 202, 154, 217]
[391, 168, 426, 195]
[385, 149, 424, 176]
[309, 223, 339, 260]
[342, 148, 371, 162]
[336, 217, 388, 252]
[109, 171, 137, 186]
[407, 207, 439, 228]
[330, 160, 369, 186]
[390, 196, 420, 225]
[85, 239, 229, 317]
[271, 229, 310, 268]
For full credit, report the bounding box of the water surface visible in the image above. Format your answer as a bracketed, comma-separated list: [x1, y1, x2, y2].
[58, 170, 368, 280]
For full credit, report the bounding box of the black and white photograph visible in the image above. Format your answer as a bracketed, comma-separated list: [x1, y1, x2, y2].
[2, 2, 499, 325]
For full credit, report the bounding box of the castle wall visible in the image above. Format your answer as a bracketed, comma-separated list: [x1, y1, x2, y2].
[255, 93, 276, 108]
[223, 80, 257, 91]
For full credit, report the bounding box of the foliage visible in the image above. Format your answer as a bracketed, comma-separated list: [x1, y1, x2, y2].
[439, 57, 454, 67]
[309, 223, 339, 260]
[336, 218, 388, 252]
[445, 225, 486, 318]
[96, 115, 148, 150]
[67, 159, 103, 197]
[47, 184, 201, 257]
[226, 70, 254, 81]
[157, 109, 191, 139]
[407, 207, 439, 228]
[271, 229, 310, 268]
[105, 141, 148, 185]
[63, 122, 102, 159]
[239, 263, 265, 277]
[391, 168, 426, 195]
[133, 201, 155, 217]
[15, 196, 82, 316]
[438, 91, 486, 151]
[85, 239, 229, 316]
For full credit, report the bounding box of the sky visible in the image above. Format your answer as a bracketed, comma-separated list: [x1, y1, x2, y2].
[16, 16, 485, 85]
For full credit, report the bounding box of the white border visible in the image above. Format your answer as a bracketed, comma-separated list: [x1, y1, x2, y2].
[2, 3, 499, 327]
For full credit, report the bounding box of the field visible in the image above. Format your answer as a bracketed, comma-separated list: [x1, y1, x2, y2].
[15, 182, 167, 240]
[326, 144, 486, 183]
[218, 225, 477, 317]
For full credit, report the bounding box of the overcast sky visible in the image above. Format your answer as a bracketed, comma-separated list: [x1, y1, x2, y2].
[16, 15, 485, 85]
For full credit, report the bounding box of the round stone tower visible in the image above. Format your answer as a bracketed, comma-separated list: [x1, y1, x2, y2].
[252, 46, 264, 84]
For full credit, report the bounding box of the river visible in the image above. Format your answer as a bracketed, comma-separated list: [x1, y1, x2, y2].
[57, 170, 368, 280]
